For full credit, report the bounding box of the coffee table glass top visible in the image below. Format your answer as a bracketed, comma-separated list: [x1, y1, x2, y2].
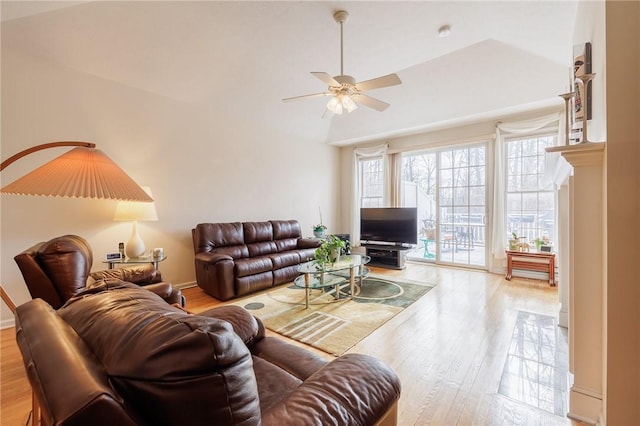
[293, 273, 347, 290]
[297, 254, 370, 274]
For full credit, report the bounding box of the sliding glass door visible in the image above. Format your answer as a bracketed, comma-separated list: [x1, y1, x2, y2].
[401, 144, 487, 268]
[438, 145, 486, 266]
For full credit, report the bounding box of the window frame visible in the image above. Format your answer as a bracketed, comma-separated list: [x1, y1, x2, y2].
[504, 132, 558, 246]
[358, 156, 384, 208]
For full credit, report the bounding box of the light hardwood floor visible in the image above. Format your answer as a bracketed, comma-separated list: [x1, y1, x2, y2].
[1, 262, 580, 425]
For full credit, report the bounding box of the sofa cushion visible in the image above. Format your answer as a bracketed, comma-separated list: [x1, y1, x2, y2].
[58, 288, 261, 426]
[246, 241, 278, 257]
[235, 257, 273, 278]
[244, 222, 273, 243]
[271, 220, 302, 240]
[252, 356, 301, 413]
[274, 238, 298, 253]
[236, 272, 274, 297]
[273, 266, 300, 285]
[268, 252, 301, 269]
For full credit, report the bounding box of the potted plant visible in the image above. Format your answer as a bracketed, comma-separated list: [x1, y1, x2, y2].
[314, 235, 346, 267]
[533, 235, 551, 251]
[508, 232, 520, 251]
[313, 224, 327, 238]
[533, 237, 544, 251]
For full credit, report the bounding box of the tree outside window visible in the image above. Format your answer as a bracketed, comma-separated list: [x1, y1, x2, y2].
[360, 157, 383, 208]
[506, 135, 557, 247]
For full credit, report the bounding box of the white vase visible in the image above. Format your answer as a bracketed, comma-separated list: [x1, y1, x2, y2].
[125, 221, 146, 258]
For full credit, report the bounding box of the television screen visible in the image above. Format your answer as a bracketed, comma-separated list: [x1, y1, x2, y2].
[360, 207, 418, 245]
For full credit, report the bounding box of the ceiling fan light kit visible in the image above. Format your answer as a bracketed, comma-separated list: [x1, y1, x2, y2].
[283, 10, 402, 115]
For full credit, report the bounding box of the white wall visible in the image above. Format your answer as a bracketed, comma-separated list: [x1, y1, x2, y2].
[1, 49, 340, 326]
[573, 0, 607, 143]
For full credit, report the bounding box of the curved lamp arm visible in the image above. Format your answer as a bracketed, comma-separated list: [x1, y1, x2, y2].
[0, 286, 16, 314]
[1, 142, 95, 313]
[0, 141, 154, 313]
[0, 141, 95, 171]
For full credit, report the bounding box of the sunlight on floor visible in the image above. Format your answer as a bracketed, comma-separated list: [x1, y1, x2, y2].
[499, 310, 569, 416]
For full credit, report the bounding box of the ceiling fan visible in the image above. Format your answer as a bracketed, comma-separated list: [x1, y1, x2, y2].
[282, 10, 402, 115]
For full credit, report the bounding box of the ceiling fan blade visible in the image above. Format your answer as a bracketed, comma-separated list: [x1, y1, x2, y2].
[311, 72, 340, 87]
[355, 73, 402, 92]
[353, 93, 390, 112]
[282, 92, 331, 102]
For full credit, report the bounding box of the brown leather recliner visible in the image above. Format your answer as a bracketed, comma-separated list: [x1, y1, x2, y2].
[15, 286, 400, 425]
[14, 234, 184, 307]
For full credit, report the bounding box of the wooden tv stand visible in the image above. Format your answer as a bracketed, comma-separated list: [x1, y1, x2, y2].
[505, 250, 556, 286]
[363, 245, 408, 270]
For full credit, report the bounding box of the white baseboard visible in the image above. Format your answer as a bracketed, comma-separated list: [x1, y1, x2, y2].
[1, 317, 16, 330]
[559, 308, 569, 328]
[175, 281, 197, 289]
[568, 385, 603, 425]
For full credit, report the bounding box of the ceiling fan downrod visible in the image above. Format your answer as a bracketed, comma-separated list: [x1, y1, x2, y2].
[334, 10, 349, 77]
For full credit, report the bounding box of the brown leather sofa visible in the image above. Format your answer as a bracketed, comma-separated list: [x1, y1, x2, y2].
[192, 220, 321, 300]
[15, 286, 401, 426]
[14, 234, 184, 307]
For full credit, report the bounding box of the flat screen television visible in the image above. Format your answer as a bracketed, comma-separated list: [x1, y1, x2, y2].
[360, 207, 418, 246]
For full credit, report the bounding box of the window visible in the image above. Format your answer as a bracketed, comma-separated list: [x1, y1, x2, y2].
[359, 157, 383, 207]
[400, 144, 487, 267]
[506, 135, 556, 245]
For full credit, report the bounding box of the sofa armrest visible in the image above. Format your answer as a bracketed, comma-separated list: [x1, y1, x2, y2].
[195, 252, 234, 264]
[15, 299, 139, 425]
[83, 280, 185, 307]
[90, 263, 161, 285]
[297, 238, 322, 250]
[262, 353, 400, 425]
[193, 253, 236, 300]
[143, 282, 185, 307]
[198, 305, 265, 346]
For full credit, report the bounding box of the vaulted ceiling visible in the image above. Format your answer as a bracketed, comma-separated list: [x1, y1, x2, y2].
[1, 1, 578, 145]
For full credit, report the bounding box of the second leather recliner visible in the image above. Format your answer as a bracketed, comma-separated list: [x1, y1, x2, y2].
[14, 234, 185, 308]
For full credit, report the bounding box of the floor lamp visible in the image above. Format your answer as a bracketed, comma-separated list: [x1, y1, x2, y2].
[1, 140, 153, 425]
[0, 141, 153, 310]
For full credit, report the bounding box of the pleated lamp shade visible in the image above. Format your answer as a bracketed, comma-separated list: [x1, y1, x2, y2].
[1, 147, 153, 202]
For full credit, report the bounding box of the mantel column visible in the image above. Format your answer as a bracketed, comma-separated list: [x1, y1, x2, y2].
[547, 142, 605, 424]
[557, 182, 570, 329]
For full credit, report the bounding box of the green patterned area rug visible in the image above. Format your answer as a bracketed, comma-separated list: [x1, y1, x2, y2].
[231, 274, 434, 356]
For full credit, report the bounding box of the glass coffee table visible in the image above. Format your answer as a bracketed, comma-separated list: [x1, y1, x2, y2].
[294, 254, 370, 308]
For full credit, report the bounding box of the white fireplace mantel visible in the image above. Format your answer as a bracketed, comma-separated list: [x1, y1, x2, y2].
[546, 141, 606, 425]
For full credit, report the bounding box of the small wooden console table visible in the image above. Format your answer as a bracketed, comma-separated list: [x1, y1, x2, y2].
[505, 250, 556, 286]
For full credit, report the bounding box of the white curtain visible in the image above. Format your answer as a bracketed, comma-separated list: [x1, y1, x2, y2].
[545, 109, 573, 187]
[351, 143, 389, 245]
[389, 152, 403, 207]
[489, 113, 560, 272]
